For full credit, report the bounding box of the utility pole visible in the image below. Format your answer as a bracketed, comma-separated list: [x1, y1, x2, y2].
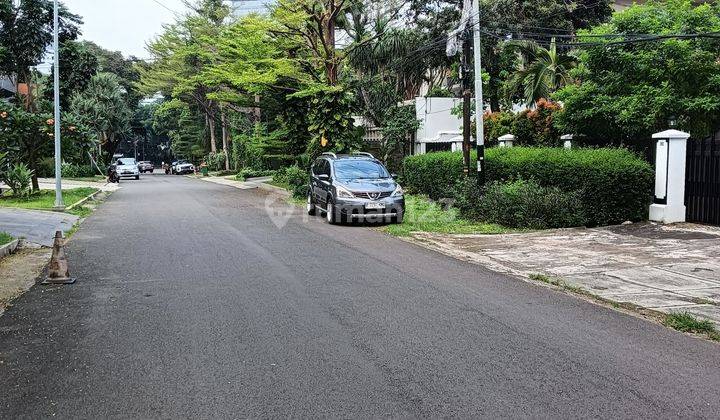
[461, 32, 472, 175]
[472, 0, 486, 187]
[52, 0, 64, 210]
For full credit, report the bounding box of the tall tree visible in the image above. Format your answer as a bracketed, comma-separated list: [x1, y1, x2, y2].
[139, 0, 231, 155]
[506, 38, 576, 107]
[43, 40, 99, 109]
[0, 0, 81, 110]
[82, 41, 143, 108]
[70, 73, 132, 162]
[555, 0, 720, 146]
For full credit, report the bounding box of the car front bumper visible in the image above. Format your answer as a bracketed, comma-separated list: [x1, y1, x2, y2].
[335, 196, 405, 220]
[118, 171, 139, 177]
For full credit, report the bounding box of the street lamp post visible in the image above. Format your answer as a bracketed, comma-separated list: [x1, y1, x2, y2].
[52, 0, 64, 210]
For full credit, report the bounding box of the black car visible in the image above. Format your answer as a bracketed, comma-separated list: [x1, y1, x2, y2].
[307, 152, 405, 224]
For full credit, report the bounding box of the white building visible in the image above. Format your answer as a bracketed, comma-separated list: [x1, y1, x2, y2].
[226, 0, 275, 16]
[412, 97, 465, 154]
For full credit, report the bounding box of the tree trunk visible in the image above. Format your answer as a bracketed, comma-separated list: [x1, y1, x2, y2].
[207, 113, 217, 153]
[220, 110, 230, 171]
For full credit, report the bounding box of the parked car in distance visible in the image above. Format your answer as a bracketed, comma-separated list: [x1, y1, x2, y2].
[115, 158, 140, 180]
[307, 152, 405, 225]
[138, 161, 154, 173]
[173, 160, 195, 175]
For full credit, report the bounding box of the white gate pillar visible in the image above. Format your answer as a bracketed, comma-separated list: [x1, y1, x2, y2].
[649, 129, 690, 223]
[498, 134, 515, 148]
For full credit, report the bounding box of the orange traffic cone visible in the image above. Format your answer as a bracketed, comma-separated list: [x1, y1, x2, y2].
[43, 231, 76, 285]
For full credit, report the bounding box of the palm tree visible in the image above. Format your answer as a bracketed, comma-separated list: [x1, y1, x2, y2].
[506, 38, 576, 107]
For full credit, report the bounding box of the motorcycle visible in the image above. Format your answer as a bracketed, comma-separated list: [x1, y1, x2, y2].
[107, 164, 120, 183]
[162, 162, 171, 175]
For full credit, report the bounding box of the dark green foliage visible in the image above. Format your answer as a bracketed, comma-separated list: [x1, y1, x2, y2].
[0, 0, 81, 85]
[403, 150, 465, 201]
[273, 166, 309, 199]
[455, 179, 587, 229]
[292, 86, 358, 157]
[481, 100, 562, 147]
[403, 147, 654, 226]
[554, 0, 720, 146]
[235, 168, 275, 181]
[43, 41, 99, 109]
[204, 151, 226, 171]
[61, 163, 96, 178]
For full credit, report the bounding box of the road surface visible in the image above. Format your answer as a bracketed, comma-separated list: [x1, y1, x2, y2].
[1, 174, 718, 418]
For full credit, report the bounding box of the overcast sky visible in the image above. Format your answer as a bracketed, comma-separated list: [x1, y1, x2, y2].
[64, 0, 190, 58]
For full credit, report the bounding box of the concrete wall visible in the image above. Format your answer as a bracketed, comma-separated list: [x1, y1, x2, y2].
[415, 97, 464, 154]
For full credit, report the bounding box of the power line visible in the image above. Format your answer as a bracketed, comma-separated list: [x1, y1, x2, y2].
[151, 0, 184, 17]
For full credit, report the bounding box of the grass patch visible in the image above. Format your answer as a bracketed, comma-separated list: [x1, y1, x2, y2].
[0, 188, 98, 211]
[68, 205, 93, 218]
[267, 180, 290, 190]
[528, 273, 585, 293]
[64, 176, 106, 183]
[0, 232, 13, 246]
[382, 194, 513, 237]
[663, 312, 717, 335]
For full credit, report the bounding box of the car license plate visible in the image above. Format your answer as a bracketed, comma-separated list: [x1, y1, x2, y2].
[365, 202, 385, 210]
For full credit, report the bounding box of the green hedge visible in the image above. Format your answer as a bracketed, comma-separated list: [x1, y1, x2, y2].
[402, 147, 654, 226]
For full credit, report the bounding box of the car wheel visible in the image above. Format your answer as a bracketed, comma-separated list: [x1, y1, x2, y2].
[135, 175, 140, 180]
[150, 170, 154, 173]
[307, 192, 316, 216]
[326, 199, 337, 224]
[393, 211, 404, 224]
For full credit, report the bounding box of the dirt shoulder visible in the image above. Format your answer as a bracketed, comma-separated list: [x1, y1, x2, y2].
[0, 247, 52, 315]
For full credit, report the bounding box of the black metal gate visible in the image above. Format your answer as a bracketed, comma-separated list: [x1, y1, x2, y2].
[686, 132, 720, 225]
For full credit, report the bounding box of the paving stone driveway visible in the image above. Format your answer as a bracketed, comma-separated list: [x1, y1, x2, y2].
[411, 223, 720, 326]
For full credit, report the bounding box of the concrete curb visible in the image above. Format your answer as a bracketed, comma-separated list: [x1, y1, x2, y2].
[65, 189, 103, 212]
[0, 238, 20, 261]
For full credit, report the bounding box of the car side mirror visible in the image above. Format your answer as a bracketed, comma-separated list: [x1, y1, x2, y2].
[318, 174, 329, 181]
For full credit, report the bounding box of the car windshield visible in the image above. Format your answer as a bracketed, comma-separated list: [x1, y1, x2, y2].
[117, 158, 136, 165]
[333, 160, 389, 180]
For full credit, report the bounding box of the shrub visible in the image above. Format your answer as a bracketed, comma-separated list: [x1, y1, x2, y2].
[512, 99, 562, 147]
[403, 151, 465, 201]
[205, 151, 227, 171]
[61, 163, 96, 178]
[403, 147, 653, 226]
[482, 111, 515, 147]
[274, 166, 309, 199]
[235, 168, 276, 181]
[3, 163, 33, 197]
[455, 179, 587, 229]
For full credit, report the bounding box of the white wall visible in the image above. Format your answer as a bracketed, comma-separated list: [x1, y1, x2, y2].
[415, 97, 463, 143]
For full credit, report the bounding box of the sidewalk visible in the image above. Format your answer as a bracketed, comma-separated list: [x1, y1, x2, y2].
[36, 178, 119, 192]
[0, 208, 79, 246]
[409, 223, 720, 327]
[0, 178, 119, 193]
[197, 175, 289, 195]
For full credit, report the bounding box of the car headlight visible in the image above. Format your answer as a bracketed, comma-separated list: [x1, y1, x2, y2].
[392, 184, 404, 197]
[336, 185, 354, 199]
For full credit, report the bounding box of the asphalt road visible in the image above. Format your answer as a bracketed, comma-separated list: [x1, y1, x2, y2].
[1, 174, 718, 418]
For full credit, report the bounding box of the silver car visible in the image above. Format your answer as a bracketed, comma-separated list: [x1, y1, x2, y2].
[115, 158, 140, 180]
